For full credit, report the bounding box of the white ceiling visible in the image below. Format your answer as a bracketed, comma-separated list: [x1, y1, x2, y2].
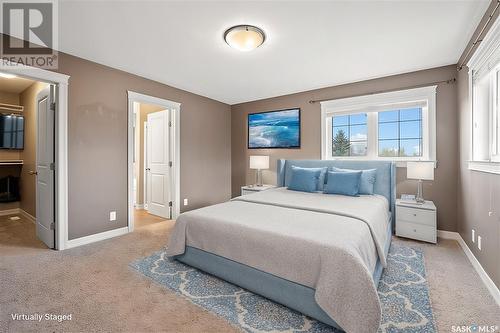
[57, 1, 489, 105]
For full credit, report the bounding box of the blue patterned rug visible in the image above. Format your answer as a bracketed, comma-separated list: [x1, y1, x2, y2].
[130, 244, 435, 332]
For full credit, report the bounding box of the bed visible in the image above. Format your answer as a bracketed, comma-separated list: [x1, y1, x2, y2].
[166, 160, 396, 333]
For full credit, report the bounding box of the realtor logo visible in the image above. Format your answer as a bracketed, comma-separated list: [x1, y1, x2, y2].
[0, 0, 58, 68]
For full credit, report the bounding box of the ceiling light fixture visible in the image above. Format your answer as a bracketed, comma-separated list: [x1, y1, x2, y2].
[0, 72, 17, 79]
[224, 25, 266, 52]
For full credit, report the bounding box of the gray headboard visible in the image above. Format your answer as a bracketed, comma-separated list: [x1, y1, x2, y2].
[277, 159, 396, 224]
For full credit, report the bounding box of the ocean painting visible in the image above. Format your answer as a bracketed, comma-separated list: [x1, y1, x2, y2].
[248, 108, 300, 148]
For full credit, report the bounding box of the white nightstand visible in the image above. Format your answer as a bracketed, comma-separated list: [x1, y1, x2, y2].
[241, 184, 275, 196]
[396, 199, 437, 243]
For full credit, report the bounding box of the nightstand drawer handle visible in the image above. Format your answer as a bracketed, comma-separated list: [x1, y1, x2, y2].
[413, 213, 417, 217]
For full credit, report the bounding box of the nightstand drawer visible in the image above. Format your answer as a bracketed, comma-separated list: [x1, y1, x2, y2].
[396, 221, 436, 243]
[396, 206, 436, 226]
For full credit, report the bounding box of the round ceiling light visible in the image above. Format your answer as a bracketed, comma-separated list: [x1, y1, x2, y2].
[224, 25, 266, 52]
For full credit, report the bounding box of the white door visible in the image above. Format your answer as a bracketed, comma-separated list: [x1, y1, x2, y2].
[146, 110, 171, 218]
[36, 85, 55, 248]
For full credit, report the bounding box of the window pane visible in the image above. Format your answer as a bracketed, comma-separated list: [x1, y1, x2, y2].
[379, 140, 399, 157]
[400, 120, 421, 139]
[350, 141, 367, 156]
[379, 122, 398, 140]
[400, 108, 421, 121]
[350, 113, 367, 125]
[331, 113, 367, 156]
[378, 110, 398, 123]
[333, 126, 348, 138]
[378, 107, 423, 157]
[350, 124, 367, 141]
[400, 139, 422, 157]
[332, 115, 348, 126]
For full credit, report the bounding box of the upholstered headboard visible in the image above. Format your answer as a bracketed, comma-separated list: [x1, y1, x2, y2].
[277, 159, 396, 223]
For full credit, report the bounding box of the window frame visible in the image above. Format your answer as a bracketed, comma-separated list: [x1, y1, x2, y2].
[467, 14, 500, 173]
[320, 86, 437, 166]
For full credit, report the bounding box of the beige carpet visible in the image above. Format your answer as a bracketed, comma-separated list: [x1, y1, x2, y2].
[1, 214, 499, 333]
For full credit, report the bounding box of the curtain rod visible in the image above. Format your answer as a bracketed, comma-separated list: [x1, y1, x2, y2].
[308, 78, 456, 104]
[458, 0, 500, 71]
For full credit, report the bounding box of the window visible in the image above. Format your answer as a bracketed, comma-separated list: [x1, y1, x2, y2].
[468, 16, 500, 171]
[332, 113, 367, 156]
[321, 86, 436, 163]
[378, 108, 422, 157]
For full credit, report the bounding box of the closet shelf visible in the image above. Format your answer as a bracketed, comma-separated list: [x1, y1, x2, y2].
[0, 103, 23, 113]
[0, 160, 23, 165]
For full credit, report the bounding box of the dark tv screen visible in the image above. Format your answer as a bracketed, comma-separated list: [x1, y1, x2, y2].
[248, 108, 300, 149]
[0, 114, 24, 149]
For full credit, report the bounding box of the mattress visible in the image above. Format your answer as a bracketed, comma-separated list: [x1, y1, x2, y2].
[166, 188, 391, 333]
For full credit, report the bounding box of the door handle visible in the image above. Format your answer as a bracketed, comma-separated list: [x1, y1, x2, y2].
[29, 171, 38, 175]
[146, 168, 150, 171]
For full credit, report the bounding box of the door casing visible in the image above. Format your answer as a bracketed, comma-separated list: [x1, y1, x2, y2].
[0, 63, 70, 250]
[127, 91, 180, 232]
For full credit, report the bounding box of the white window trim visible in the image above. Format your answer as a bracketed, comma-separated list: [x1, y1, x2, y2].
[468, 160, 500, 175]
[320, 86, 437, 167]
[467, 13, 500, 173]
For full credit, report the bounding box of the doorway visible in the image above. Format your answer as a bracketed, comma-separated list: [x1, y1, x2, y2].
[0, 75, 57, 251]
[127, 91, 180, 231]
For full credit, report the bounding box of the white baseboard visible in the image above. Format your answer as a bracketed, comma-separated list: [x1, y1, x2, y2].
[135, 204, 144, 209]
[0, 208, 21, 217]
[65, 226, 129, 249]
[0, 208, 36, 224]
[438, 230, 500, 307]
[19, 209, 36, 224]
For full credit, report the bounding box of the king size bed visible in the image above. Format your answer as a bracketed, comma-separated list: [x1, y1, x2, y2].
[166, 159, 396, 333]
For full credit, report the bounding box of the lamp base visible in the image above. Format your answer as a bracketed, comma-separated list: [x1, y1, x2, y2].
[255, 169, 263, 187]
[415, 179, 425, 204]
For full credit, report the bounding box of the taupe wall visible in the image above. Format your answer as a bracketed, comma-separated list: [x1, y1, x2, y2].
[457, 0, 500, 288]
[231, 65, 459, 231]
[19, 82, 49, 217]
[52, 53, 231, 239]
[136, 103, 165, 206]
[0, 91, 19, 104]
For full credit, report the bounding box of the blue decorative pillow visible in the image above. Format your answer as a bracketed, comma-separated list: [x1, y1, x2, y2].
[331, 167, 377, 195]
[288, 166, 327, 192]
[324, 171, 362, 196]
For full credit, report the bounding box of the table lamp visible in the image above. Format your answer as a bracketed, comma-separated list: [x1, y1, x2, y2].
[407, 161, 434, 204]
[249, 155, 269, 187]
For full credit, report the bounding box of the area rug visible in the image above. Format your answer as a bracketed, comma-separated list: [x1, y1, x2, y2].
[130, 244, 436, 333]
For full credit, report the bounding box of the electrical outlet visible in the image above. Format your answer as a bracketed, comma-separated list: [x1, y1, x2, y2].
[109, 211, 116, 221]
[478, 235, 482, 251]
[183, 198, 188, 206]
[472, 229, 475, 243]
[488, 211, 493, 217]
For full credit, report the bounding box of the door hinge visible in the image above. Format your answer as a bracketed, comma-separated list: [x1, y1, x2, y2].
[169, 161, 173, 167]
[168, 121, 172, 127]
[50, 102, 56, 111]
[49, 163, 55, 170]
[168, 201, 172, 207]
[50, 222, 55, 230]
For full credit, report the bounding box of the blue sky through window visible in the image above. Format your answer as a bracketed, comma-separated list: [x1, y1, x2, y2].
[378, 108, 422, 157]
[332, 107, 422, 157]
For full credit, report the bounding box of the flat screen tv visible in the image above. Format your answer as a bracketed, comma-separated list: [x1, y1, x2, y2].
[248, 108, 300, 149]
[0, 114, 24, 149]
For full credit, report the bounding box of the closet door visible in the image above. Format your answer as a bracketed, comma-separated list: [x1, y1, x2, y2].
[36, 85, 55, 249]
